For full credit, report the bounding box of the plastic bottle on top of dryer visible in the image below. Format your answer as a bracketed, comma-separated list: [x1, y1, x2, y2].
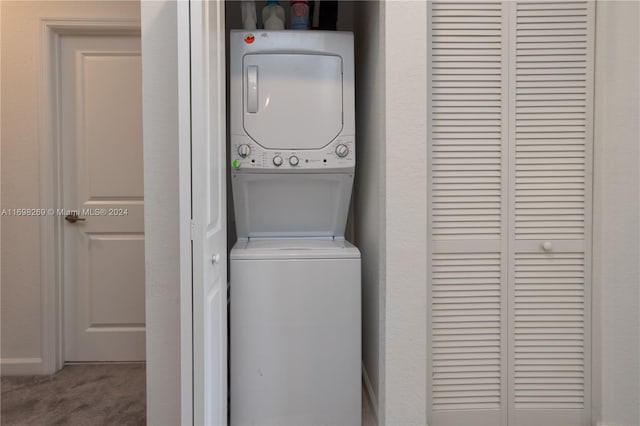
[290, 0, 310, 29]
[262, 0, 285, 30]
[241, 0, 257, 30]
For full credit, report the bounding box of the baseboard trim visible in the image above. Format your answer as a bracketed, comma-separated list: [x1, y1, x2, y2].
[64, 361, 146, 365]
[1, 357, 44, 375]
[362, 362, 378, 424]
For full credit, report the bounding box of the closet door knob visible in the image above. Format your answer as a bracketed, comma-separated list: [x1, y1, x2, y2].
[542, 241, 553, 252]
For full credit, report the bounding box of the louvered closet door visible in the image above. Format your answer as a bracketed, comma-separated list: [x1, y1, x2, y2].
[427, 2, 509, 425]
[428, 1, 594, 425]
[508, 1, 594, 425]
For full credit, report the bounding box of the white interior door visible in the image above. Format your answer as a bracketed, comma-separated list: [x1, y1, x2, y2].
[190, 1, 228, 424]
[427, 2, 509, 424]
[507, 2, 594, 424]
[61, 34, 145, 361]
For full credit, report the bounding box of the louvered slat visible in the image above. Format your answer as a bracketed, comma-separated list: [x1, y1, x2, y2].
[513, 252, 585, 409]
[432, 253, 502, 411]
[514, 0, 591, 240]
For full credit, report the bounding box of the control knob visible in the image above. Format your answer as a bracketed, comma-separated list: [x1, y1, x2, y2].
[273, 155, 283, 167]
[237, 144, 251, 158]
[289, 155, 299, 166]
[335, 144, 349, 158]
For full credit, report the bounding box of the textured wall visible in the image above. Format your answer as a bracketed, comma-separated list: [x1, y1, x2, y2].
[382, 1, 428, 425]
[593, 2, 640, 425]
[353, 0, 386, 418]
[140, 1, 181, 424]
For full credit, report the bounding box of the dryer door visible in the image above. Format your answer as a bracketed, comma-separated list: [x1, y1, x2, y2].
[243, 53, 343, 150]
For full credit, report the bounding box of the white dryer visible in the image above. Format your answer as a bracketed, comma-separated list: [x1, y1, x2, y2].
[229, 30, 361, 426]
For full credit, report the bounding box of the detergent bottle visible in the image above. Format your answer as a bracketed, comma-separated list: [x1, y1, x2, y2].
[290, 0, 310, 30]
[241, 0, 257, 30]
[262, 0, 285, 30]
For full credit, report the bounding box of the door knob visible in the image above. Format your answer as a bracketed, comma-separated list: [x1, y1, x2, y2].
[64, 213, 86, 224]
[542, 241, 553, 252]
[211, 253, 221, 264]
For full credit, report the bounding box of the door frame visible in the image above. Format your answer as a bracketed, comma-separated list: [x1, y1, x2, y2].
[38, 18, 141, 375]
[176, 1, 194, 423]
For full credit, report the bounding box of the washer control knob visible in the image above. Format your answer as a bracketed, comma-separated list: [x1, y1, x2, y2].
[289, 155, 299, 166]
[273, 155, 283, 167]
[335, 144, 349, 158]
[237, 144, 251, 158]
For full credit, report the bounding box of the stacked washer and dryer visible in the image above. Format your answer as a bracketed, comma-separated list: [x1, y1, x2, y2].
[229, 31, 361, 426]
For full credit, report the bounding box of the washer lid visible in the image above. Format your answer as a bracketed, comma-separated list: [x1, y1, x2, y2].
[232, 172, 353, 239]
[231, 239, 360, 260]
[243, 53, 343, 150]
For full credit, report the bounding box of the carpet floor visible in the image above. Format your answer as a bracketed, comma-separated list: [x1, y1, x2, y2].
[2, 363, 376, 426]
[1, 363, 145, 426]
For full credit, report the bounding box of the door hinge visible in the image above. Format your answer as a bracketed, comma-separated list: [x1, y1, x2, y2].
[190, 220, 196, 241]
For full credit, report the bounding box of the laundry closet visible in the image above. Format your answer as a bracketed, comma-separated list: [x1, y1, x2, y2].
[221, 2, 385, 425]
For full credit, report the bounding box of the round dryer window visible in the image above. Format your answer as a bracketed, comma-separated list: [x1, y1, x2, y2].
[242, 53, 343, 150]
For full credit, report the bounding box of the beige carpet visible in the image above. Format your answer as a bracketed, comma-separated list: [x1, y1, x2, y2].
[2, 363, 376, 426]
[1, 363, 145, 426]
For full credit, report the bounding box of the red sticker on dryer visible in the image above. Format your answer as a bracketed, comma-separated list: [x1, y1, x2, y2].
[244, 34, 255, 44]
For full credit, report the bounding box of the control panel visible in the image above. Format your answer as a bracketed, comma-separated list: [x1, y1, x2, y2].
[230, 136, 355, 171]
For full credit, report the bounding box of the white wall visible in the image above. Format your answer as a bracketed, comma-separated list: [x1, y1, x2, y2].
[352, 0, 386, 419]
[140, 1, 182, 424]
[0, 0, 140, 376]
[593, 2, 640, 425]
[382, 1, 428, 425]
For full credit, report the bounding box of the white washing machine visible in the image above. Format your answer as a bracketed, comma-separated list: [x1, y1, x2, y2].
[230, 239, 360, 426]
[229, 30, 361, 426]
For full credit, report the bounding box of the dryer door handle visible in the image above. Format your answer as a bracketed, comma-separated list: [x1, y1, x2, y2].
[247, 65, 258, 113]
